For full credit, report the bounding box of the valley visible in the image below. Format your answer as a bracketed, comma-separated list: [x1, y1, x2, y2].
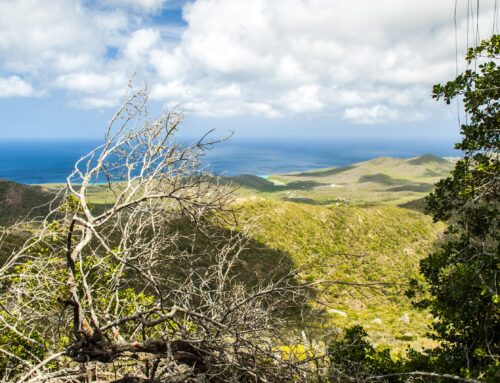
[0, 154, 452, 351]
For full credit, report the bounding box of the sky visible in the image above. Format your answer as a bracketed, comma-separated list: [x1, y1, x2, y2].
[0, 0, 498, 141]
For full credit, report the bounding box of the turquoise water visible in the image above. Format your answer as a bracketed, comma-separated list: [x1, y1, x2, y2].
[0, 137, 460, 184]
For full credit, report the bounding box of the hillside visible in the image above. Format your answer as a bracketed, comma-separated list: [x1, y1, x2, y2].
[0, 180, 58, 263]
[0, 179, 55, 225]
[232, 198, 445, 350]
[228, 154, 454, 207]
[0, 156, 449, 349]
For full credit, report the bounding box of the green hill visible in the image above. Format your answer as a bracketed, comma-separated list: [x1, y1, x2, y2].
[232, 198, 445, 350]
[244, 154, 456, 206]
[0, 155, 450, 349]
[0, 180, 58, 263]
[220, 174, 277, 191]
[220, 174, 327, 193]
[406, 153, 450, 165]
[0, 179, 55, 225]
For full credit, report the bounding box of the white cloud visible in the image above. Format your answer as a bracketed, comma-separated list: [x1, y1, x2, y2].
[344, 105, 425, 124]
[281, 85, 323, 113]
[0, 0, 497, 123]
[344, 106, 399, 124]
[150, 49, 186, 80]
[151, 79, 195, 99]
[0, 0, 103, 73]
[0, 76, 36, 98]
[146, 0, 496, 122]
[212, 83, 242, 98]
[78, 97, 119, 109]
[93, 10, 129, 31]
[99, 0, 167, 12]
[124, 29, 161, 61]
[55, 72, 114, 93]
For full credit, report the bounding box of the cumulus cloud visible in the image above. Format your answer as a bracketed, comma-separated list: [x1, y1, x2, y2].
[0, 0, 497, 124]
[147, 0, 496, 123]
[100, 0, 167, 12]
[281, 85, 323, 113]
[0, 0, 103, 72]
[0, 76, 36, 98]
[343, 105, 424, 125]
[125, 29, 161, 61]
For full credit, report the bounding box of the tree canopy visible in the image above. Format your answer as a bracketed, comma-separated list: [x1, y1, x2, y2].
[411, 34, 499, 379]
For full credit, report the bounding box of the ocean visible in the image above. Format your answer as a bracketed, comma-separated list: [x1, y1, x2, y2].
[0, 137, 460, 184]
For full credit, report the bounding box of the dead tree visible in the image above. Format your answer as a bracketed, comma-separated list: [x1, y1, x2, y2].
[0, 88, 321, 382]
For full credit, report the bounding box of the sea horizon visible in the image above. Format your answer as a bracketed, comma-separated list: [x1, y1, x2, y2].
[0, 136, 461, 184]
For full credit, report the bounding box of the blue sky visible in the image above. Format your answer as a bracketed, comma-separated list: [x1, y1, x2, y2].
[0, 0, 497, 141]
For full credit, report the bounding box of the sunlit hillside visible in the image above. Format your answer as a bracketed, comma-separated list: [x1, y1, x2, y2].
[231, 198, 445, 350]
[227, 154, 455, 207]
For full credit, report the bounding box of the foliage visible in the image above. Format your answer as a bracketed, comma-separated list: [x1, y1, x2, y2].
[0, 90, 324, 383]
[328, 325, 496, 383]
[233, 198, 444, 348]
[327, 325, 410, 382]
[408, 34, 500, 379]
[0, 322, 46, 378]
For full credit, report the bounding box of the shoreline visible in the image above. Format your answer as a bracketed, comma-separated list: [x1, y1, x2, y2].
[13, 153, 458, 187]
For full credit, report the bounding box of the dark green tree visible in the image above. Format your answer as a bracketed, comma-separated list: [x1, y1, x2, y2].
[412, 34, 499, 378]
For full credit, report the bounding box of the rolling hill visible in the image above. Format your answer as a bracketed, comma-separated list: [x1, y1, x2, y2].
[0, 180, 58, 263]
[231, 198, 445, 350]
[0, 179, 55, 225]
[0, 154, 451, 348]
[228, 154, 455, 207]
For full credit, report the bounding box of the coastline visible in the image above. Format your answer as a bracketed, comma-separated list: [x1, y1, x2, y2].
[5, 153, 456, 186]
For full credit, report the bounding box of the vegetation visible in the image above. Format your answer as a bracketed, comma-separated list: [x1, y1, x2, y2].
[232, 198, 444, 350]
[0, 127, 466, 382]
[0, 93, 452, 382]
[408, 35, 500, 380]
[324, 33, 499, 383]
[0, 34, 497, 383]
[0, 91, 322, 382]
[0, 180, 55, 225]
[253, 154, 454, 207]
